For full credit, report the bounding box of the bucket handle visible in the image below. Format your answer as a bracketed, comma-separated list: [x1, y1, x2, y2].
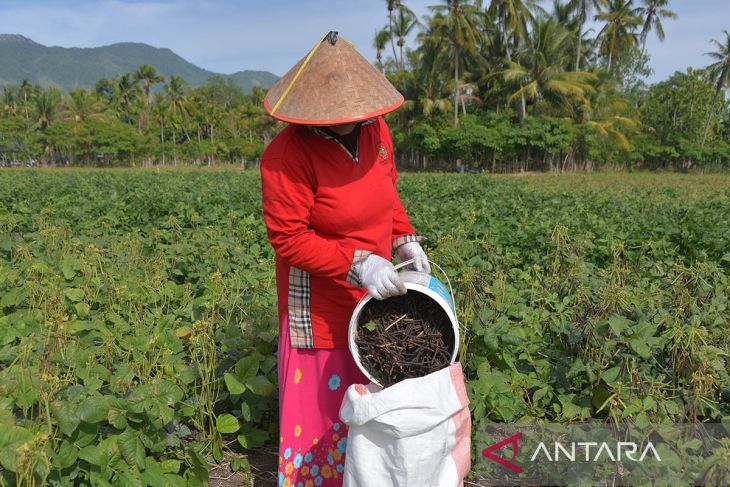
[393, 259, 459, 327]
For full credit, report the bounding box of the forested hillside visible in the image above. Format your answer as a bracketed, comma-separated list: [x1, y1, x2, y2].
[0, 34, 276, 92]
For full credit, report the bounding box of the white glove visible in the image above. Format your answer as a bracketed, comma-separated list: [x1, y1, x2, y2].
[395, 241, 431, 274]
[357, 254, 407, 300]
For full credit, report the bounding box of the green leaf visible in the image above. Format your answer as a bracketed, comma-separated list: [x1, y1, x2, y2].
[566, 358, 585, 379]
[363, 320, 377, 332]
[179, 405, 195, 417]
[608, 314, 632, 335]
[74, 302, 91, 318]
[224, 372, 246, 395]
[635, 412, 650, 428]
[89, 468, 115, 487]
[142, 458, 166, 487]
[684, 438, 702, 450]
[237, 427, 268, 449]
[133, 380, 184, 406]
[212, 432, 223, 462]
[118, 428, 146, 471]
[591, 384, 612, 411]
[240, 402, 252, 422]
[234, 356, 260, 380]
[260, 356, 277, 374]
[164, 474, 187, 487]
[117, 468, 144, 486]
[107, 407, 128, 430]
[53, 440, 79, 469]
[174, 327, 193, 339]
[61, 257, 81, 280]
[72, 422, 99, 448]
[558, 394, 584, 420]
[50, 401, 80, 436]
[0, 409, 14, 426]
[629, 337, 653, 359]
[0, 288, 24, 307]
[245, 375, 274, 397]
[78, 445, 105, 466]
[601, 366, 621, 386]
[0, 426, 33, 471]
[216, 413, 240, 434]
[160, 459, 181, 474]
[185, 447, 209, 486]
[621, 403, 641, 419]
[643, 396, 657, 410]
[532, 387, 550, 404]
[155, 380, 184, 405]
[77, 396, 110, 424]
[64, 287, 86, 303]
[230, 456, 251, 472]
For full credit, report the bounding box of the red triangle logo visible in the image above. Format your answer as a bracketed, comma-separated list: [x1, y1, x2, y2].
[481, 432, 523, 473]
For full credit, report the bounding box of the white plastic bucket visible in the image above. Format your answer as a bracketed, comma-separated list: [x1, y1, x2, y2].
[348, 259, 459, 386]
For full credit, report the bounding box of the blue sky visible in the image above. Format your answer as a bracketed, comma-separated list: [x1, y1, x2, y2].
[0, 0, 728, 82]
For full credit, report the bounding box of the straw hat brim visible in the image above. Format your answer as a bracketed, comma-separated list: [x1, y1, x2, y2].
[264, 33, 404, 126]
[263, 96, 403, 126]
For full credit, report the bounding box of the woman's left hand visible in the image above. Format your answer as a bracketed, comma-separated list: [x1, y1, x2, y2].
[396, 242, 431, 274]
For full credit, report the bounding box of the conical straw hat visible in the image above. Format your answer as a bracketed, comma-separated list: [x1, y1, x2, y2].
[264, 31, 404, 125]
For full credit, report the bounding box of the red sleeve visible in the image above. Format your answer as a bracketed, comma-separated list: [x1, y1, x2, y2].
[261, 154, 358, 280]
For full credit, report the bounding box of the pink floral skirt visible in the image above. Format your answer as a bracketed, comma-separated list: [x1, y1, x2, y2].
[277, 316, 368, 487]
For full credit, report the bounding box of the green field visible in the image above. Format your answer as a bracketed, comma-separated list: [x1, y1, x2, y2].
[0, 169, 728, 485]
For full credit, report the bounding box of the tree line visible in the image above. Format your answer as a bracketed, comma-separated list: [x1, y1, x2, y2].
[0, 0, 728, 171]
[0, 69, 274, 167]
[380, 0, 730, 171]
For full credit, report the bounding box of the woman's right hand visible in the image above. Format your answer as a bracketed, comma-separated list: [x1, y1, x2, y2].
[357, 254, 406, 300]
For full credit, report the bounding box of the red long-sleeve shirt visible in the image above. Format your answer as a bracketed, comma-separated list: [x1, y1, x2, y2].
[260, 117, 421, 349]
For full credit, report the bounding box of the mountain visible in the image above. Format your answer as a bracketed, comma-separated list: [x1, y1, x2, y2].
[0, 34, 278, 92]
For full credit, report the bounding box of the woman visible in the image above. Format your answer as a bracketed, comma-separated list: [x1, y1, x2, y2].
[260, 32, 429, 487]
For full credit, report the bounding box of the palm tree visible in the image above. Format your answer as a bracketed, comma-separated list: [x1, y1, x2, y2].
[393, 4, 419, 70]
[95, 78, 116, 104]
[582, 74, 639, 155]
[385, 0, 401, 65]
[488, 3, 541, 59]
[570, 0, 606, 70]
[373, 27, 392, 72]
[701, 31, 730, 146]
[595, 0, 642, 73]
[241, 102, 262, 143]
[116, 74, 141, 124]
[151, 92, 169, 164]
[428, 0, 482, 126]
[18, 79, 32, 122]
[134, 64, 165, 108]
[33, 89, 62, 131]
[486, 0, 540, 63]
[407, 26, 455, 115]
[165, 75, 190, 163]
[552, 0, 576, 24]
[401, 46, 453, 119]
[64, 88, 103, 123]
[502, 17, 596, 115]
[1, 87, 17, 117]
[486, 0, 541, 117]
[637, 0, 676, 53]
